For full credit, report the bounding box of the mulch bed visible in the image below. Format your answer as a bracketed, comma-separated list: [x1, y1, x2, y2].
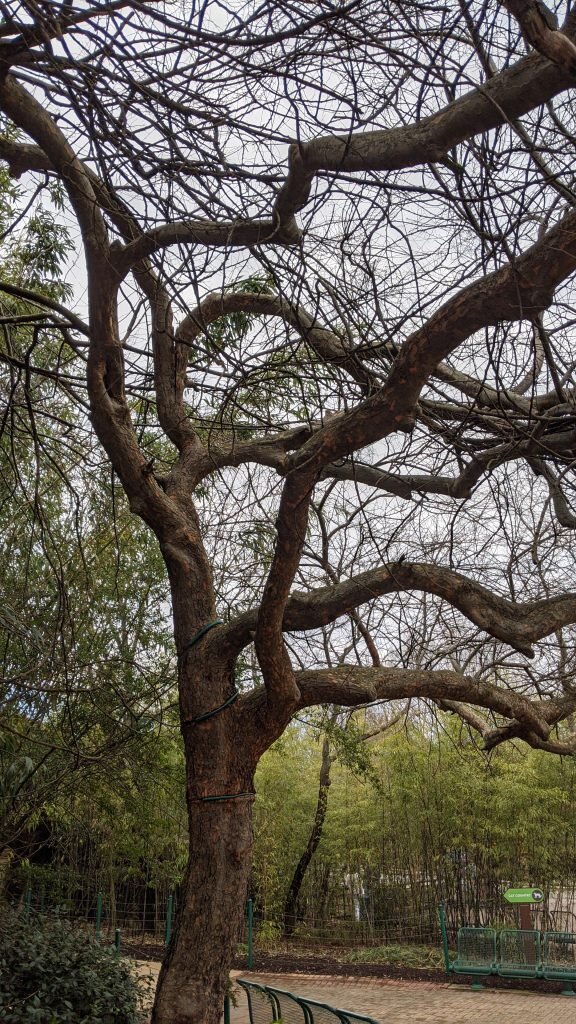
[122, 942, 572, 995]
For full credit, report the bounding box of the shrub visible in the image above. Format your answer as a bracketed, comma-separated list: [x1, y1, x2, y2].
[0, 906, 148, 1023]
[343, 942, 445, 968]
[256, 920, 282, 950]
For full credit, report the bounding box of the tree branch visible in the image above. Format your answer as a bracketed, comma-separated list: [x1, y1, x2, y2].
[501, 1, 576, 75]
[254, 472, 317, 714]
[112, 220, 301, 274]
[273, 50, 573, 230]
[529, 458, 576, 528]
[219, 560, 576, 658]
[0, 279, 89, 336]
[177, 290, 377, 394]
[287, 204, 576, 477]
[291, 665, 555, 742]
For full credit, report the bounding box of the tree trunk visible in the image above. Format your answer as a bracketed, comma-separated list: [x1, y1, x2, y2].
[283, 737, 331, 938]
[151, 631, 263, 1024]
[152, 795, 254, 1024]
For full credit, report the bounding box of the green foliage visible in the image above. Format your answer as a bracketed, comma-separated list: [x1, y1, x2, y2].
[253, 727, 323, 919]
[0, 160, 176, 862]
[0, 490, 175, 853]
[4, 205, 73, 300]
[343, 943, 445, 968]
[252, 720, 576, 937]
[324, 716, 381, 788]
[256, 920, 282, 949]
[0, 907, 148, 1023]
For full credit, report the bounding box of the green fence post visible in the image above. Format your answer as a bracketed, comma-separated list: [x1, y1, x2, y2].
[438, 903, 451, 974]
[165, 894, 174, 947]
[223, 995, 231, 1024]
[247, 898, 253, 969]
[114, 928, 121, 955]
[95, 892, 103, 940]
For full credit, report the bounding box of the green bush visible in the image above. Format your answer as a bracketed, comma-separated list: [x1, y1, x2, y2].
[0, 906, 147, 1023]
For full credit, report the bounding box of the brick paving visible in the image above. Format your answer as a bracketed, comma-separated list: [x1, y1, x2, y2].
[227, 970, 576, 1023]
[134, 962, 576, 1022]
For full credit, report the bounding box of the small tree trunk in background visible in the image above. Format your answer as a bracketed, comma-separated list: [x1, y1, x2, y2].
[109, 869, 116, 931]
[0, 848, 12, 897]
[283, 737, 331, 938]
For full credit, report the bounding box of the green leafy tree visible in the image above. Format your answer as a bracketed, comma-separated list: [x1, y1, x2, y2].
[0, 161, 173, 859]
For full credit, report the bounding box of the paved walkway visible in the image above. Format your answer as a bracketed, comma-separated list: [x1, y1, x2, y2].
[228, 971, 576, 1023]
[134, 962, 576, 1022]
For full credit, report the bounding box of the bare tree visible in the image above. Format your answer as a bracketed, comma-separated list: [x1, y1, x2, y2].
[2, 2, 576, 1021]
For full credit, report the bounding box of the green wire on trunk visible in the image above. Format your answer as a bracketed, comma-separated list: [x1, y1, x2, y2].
[179, 618, 224, 657]
[180, 617, 238, 726]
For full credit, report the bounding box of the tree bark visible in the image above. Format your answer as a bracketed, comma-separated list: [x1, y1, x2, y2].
[283, 736, 332, 939]
[152, 678, 258, 1024]
[152, 794, 254, 1024]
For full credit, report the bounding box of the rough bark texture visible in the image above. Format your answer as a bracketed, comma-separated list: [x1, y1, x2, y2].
[152, 714, 256, 1024]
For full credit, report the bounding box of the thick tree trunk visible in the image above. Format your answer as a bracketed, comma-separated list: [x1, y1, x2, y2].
[150, 649, 288, 1024]
[152, 791, 254, 1024]
[150, 655, 291, 1024]
[151, 658, 259, 1024]
[146, 484, 296, 1023]
[150, 521, 263, 1024]
[283, 737, 331, 938]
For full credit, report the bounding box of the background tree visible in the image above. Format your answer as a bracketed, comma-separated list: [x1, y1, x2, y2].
[282, 706, 403, 939]
[2, 3, 576, 1023]
[254, 718, 576, 947]
[0, 147, 173, 855]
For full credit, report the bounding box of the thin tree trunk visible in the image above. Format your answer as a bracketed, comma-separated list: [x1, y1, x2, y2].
[283, 737, 331, 938]
[109, 884, 116, 931]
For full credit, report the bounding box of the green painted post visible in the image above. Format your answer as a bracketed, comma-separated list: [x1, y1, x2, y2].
[247, 898, 254, 969]
[437, 904, 451, 974]
[223, 995, 231, 1024]
[114, 928, 121, 954]
[95, 892, 103, 940]
[165, 894, 174, 947]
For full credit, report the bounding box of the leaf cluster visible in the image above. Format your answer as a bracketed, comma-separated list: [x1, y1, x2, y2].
[0, 906, 148, 1024]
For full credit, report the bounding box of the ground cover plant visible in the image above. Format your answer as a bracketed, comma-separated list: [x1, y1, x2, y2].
[343, 944, 445, 969]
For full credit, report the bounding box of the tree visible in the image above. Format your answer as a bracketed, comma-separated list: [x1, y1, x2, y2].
[282, 707, 401, 939]
[2, 2, 576, 1022]
[0, 142, 173, 855]
[0, 447, 173, 856]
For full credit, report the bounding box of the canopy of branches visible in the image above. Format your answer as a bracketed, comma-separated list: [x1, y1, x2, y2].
[1, 1, 576, 755]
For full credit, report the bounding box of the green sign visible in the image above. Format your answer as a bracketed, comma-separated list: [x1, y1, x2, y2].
[503, 887, 544, 904]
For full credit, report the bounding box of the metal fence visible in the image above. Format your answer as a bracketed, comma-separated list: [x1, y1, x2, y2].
[7, 866, 176, 950]
[8, 865, 576, 966]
